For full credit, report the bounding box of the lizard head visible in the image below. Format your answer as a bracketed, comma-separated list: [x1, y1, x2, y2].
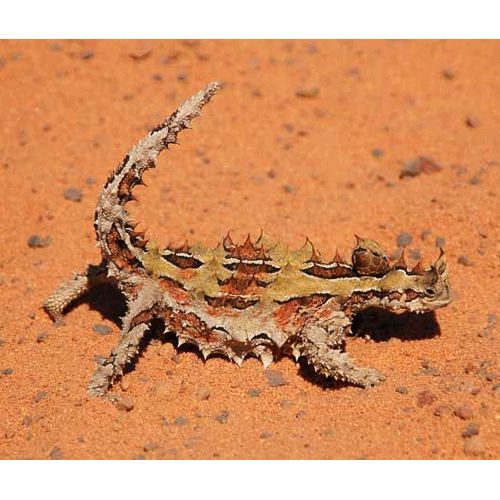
[378, 249, 452, 314]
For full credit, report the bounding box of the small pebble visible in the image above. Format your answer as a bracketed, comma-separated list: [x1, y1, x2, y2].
[22, 416, 33, 427]
[27, 234, 52, 248]
[248, 388, 260, 397]
[49, 43, 62, 52]
[295, 86, 319, 98]
[283, 184, 293, 194]
[114, 396, 134, 412]
[63, 188, 83, 202]
[143, 442, 159, 452]
[216, 410, 230, 424]
[152, 73, 163, 81]
[442, 68, 455, 80]
[421, 229, 432, 241]
[435, 236, 446, 248]
[454, 404, 474, 420]
[92, 324, 112, 336]
[49, 446, 64, 460]
[85, 176, 95, 185]
[195, 385, 211, 401]
[280, 399, 292, 409]
[295, 410, 306, 419]
[395, 386, 409, 395]
[396, 232, 413, 248]
[462, 423, 480, 438]
[260, 431, 273, 439]
[2, 368, 14, 376]
[371, 148, 384, 158]
[468, 175, 481, 185]
[33, 391, 47, 403]
[265, 370, 288, 387]
[37, 332, 49, 343]
[400, 156, 442, 178]
[177, 72, 188, 82]
[80, 49, 95, 60]
[465, 115, 480, 128]
[457, 255, 472, 267]
[486, 313, 498, 325]
[175, 416, 188, 426]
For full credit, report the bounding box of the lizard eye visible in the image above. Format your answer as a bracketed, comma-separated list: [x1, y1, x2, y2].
[425, 288, 436, 296]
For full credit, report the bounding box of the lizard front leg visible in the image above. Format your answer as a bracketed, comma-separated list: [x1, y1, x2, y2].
[88, 322, 150, 397]
[87, 280, 164, 396]
[296, 310, 384, 388]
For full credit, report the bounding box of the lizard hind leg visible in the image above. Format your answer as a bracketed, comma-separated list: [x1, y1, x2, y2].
[42, 262, 109, 323]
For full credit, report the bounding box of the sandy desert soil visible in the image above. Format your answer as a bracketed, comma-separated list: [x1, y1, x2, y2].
[1, 39, 500, 459]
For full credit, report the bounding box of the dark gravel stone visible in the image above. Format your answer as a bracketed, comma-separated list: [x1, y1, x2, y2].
[295, 86, 319, 98]
[442, 68, 456, 79]
[435, 236, 446, 248]
[457, 255, 472, 266]
[36, 332, 49, 343]
[280, 399, 292, 409]
[260, 431, 273, 439]
[248, 388, 260, 397]
[80, 49, 95, 60]
[133, 454, 146, 460]
[152, 73, 163, 81]
[0, 339, 4, 347]
[33, 391, 47, 403]
[468, 175, 481, 185]
[177, 72, 188, 82]
[486, 372, 499, 382]
[371, 148, 384, 158]
[283, 184, 293, 194]
[175, 416, 188, 426]
[85, 176, 95, 185]
[92, 324, 112, 336]
[396, 232, 413, 248]
[265, 370, 288, 387]
[409, 248, 421, 260]
[27, 234, 52, 248]
[63, 188, 83, 202]
[49, 446, 64, 460]
[143, 442, 159, 452]
[400, 156, 442, 178]
[295, 410, 306, 419]
[216, 410, 230, 424]
[2, 368, 14, 376]
[395, 386, 409, 395]
[465, 115, 480, 128]
[462, 423, 480, 438]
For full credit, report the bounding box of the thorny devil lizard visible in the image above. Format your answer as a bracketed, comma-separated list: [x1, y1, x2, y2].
[43, 82, 452, 397]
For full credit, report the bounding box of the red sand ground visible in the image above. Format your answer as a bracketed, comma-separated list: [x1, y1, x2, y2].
[1, 40, 500, 459]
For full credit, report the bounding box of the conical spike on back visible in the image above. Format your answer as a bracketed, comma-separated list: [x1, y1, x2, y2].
[223, 231, 235, 251]
[434, 248, 447, 275]
[334, 249, 345, 264]
[410, 259, 425, 276]
[394, 250, 407, 270]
